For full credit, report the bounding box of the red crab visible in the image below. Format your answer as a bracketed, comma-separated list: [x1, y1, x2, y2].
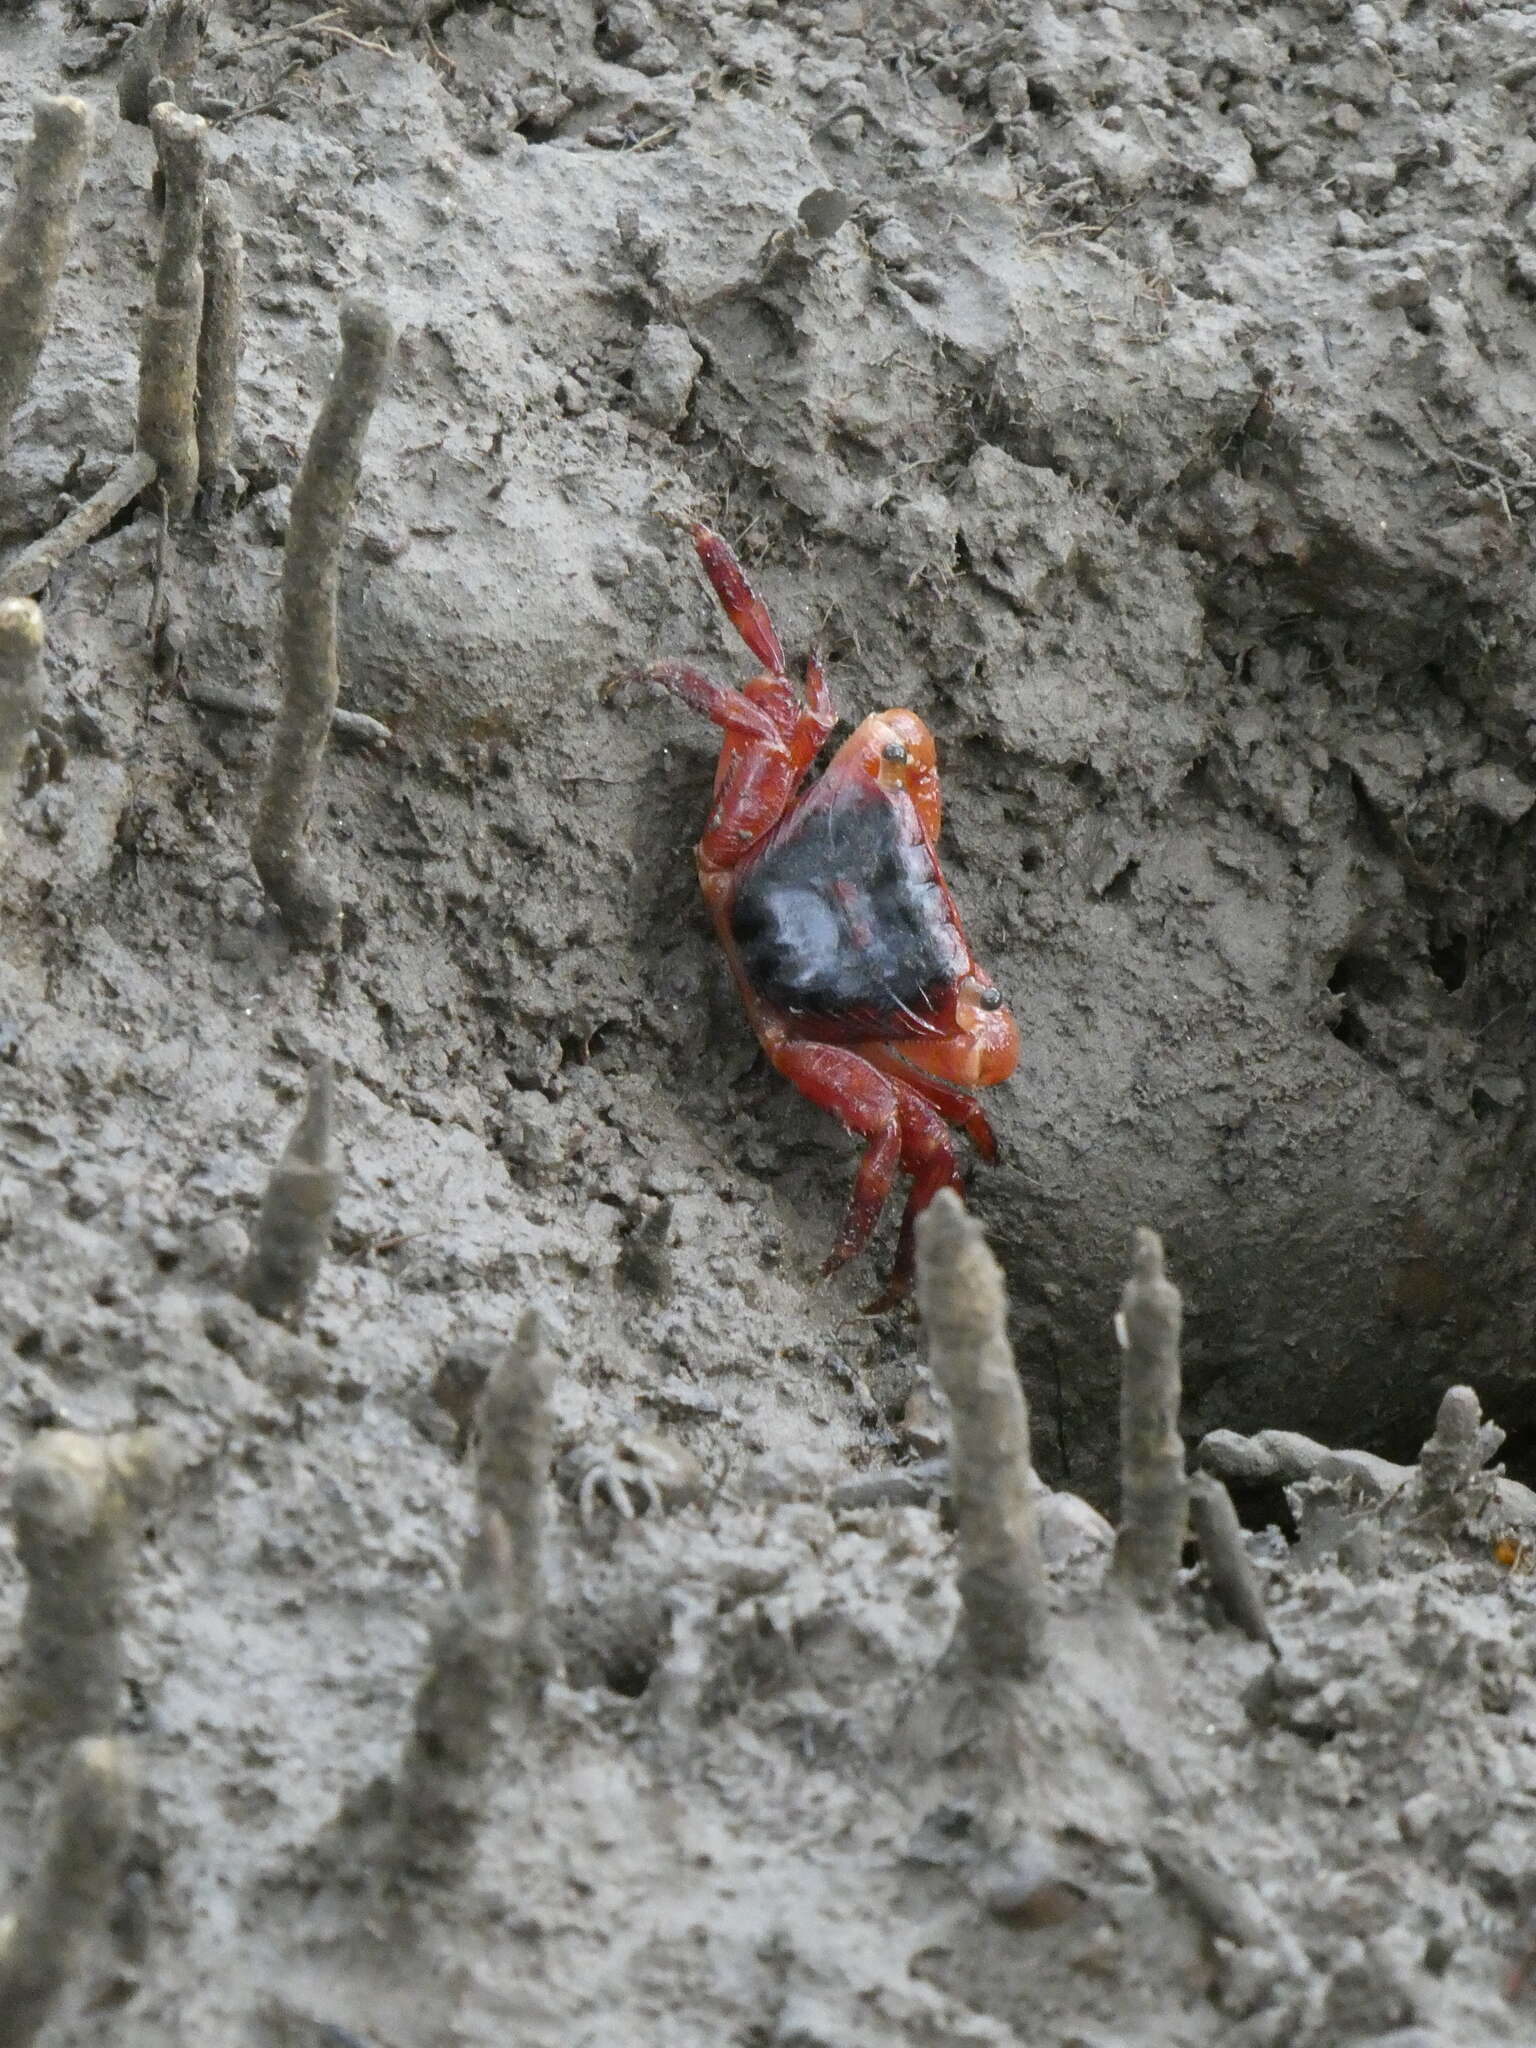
[618, 525, 1019, 1308]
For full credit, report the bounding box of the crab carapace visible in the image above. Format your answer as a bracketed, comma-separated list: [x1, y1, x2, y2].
[620, 524, 1018, 1308]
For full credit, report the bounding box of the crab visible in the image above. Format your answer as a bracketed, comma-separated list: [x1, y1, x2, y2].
[616, 524, 1019, 1309]
[558, 1431, 706, 1531]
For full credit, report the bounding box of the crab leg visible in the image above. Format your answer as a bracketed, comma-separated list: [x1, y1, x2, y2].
[691, 523, 787, 676]
[788, 648, 836, 777]
[855, 1043, 999, 1162]
[767, 1042, 906, 1271]
[624, 660, 787, 746]
[765, 1040, 966, 1303]
[871, 1077, 968, 1312]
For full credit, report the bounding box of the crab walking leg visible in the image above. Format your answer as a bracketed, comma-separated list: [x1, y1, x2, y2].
[782, 649, 837, 786]
[872, 1077, 967, 1311]
[856, 1043, 999, 1161]
[767, 1041, 906, 1272]
[627, 660, 786, 745]
[802, 647, 833, 725]
[690, 523, 787, 675]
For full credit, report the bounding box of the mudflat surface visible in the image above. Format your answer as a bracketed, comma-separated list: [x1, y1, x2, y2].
[5, 0, 1536, 2041]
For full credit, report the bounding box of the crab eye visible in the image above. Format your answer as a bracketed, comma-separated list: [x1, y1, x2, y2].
[978, 987, 1003, 1011]
[882, 741, 908, 764]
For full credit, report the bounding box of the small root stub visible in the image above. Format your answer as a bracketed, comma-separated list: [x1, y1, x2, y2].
[475, 1308, 559, 1686]
[251, 297, 395, 945]
[136, 102, 208, 523]
[7, 1430, 168, 1744]
[0, 95, 94, 452]
[0, 598, 45, 848]
[1188, 1471, 1273, 1650]
[1145, 1824, 1273, 1950]
[915, 1188, 1049, 1679]
[239, 1060, 344, 1331]
[0, 1737, 139, 2048]
[391, 1510, 521, 1885]
[196, 179, 243, 500]
[1417, 1383, 1504, 1523]
[118, 0, 208, 125]
[1111, 1227, 1188, 1610]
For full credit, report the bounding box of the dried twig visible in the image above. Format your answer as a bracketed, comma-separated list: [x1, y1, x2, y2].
[251, 297, 395, 943]
[6, 1430, 168, 1743]
[300, 20, 397, 51]
[137, 103, 208, 522]
[235, 5, 401, 53]
[196, 180, 244, 499]
[1111, 1228, 1187, 1609]
[0, 599, 45, 847]
[0, 96, 94, 451]
[0, 1739, 139, 2048]
[236, 7, 344, 50]
[240, 1060, 344, 1330]
[1145, 1825, 1273, 1948]
[0, 453, 158, 600]
[182, 679, 390, 745]
[915, 1188, 1048, 1678]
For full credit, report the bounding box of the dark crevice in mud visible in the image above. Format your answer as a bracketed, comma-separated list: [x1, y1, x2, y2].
[1223, 1478, 1298, 1541]
[1496, 1417, 1536, 1495]
[601, 1648, 658, 1699]
[1324, 955, 1374, 1054]
[1428, 929, 1470, 993]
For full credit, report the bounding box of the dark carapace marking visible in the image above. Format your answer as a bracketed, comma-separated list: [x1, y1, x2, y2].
[728, 773, 966, 1036]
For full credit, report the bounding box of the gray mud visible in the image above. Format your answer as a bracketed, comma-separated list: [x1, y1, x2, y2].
[5, 0, 1536, 2040]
